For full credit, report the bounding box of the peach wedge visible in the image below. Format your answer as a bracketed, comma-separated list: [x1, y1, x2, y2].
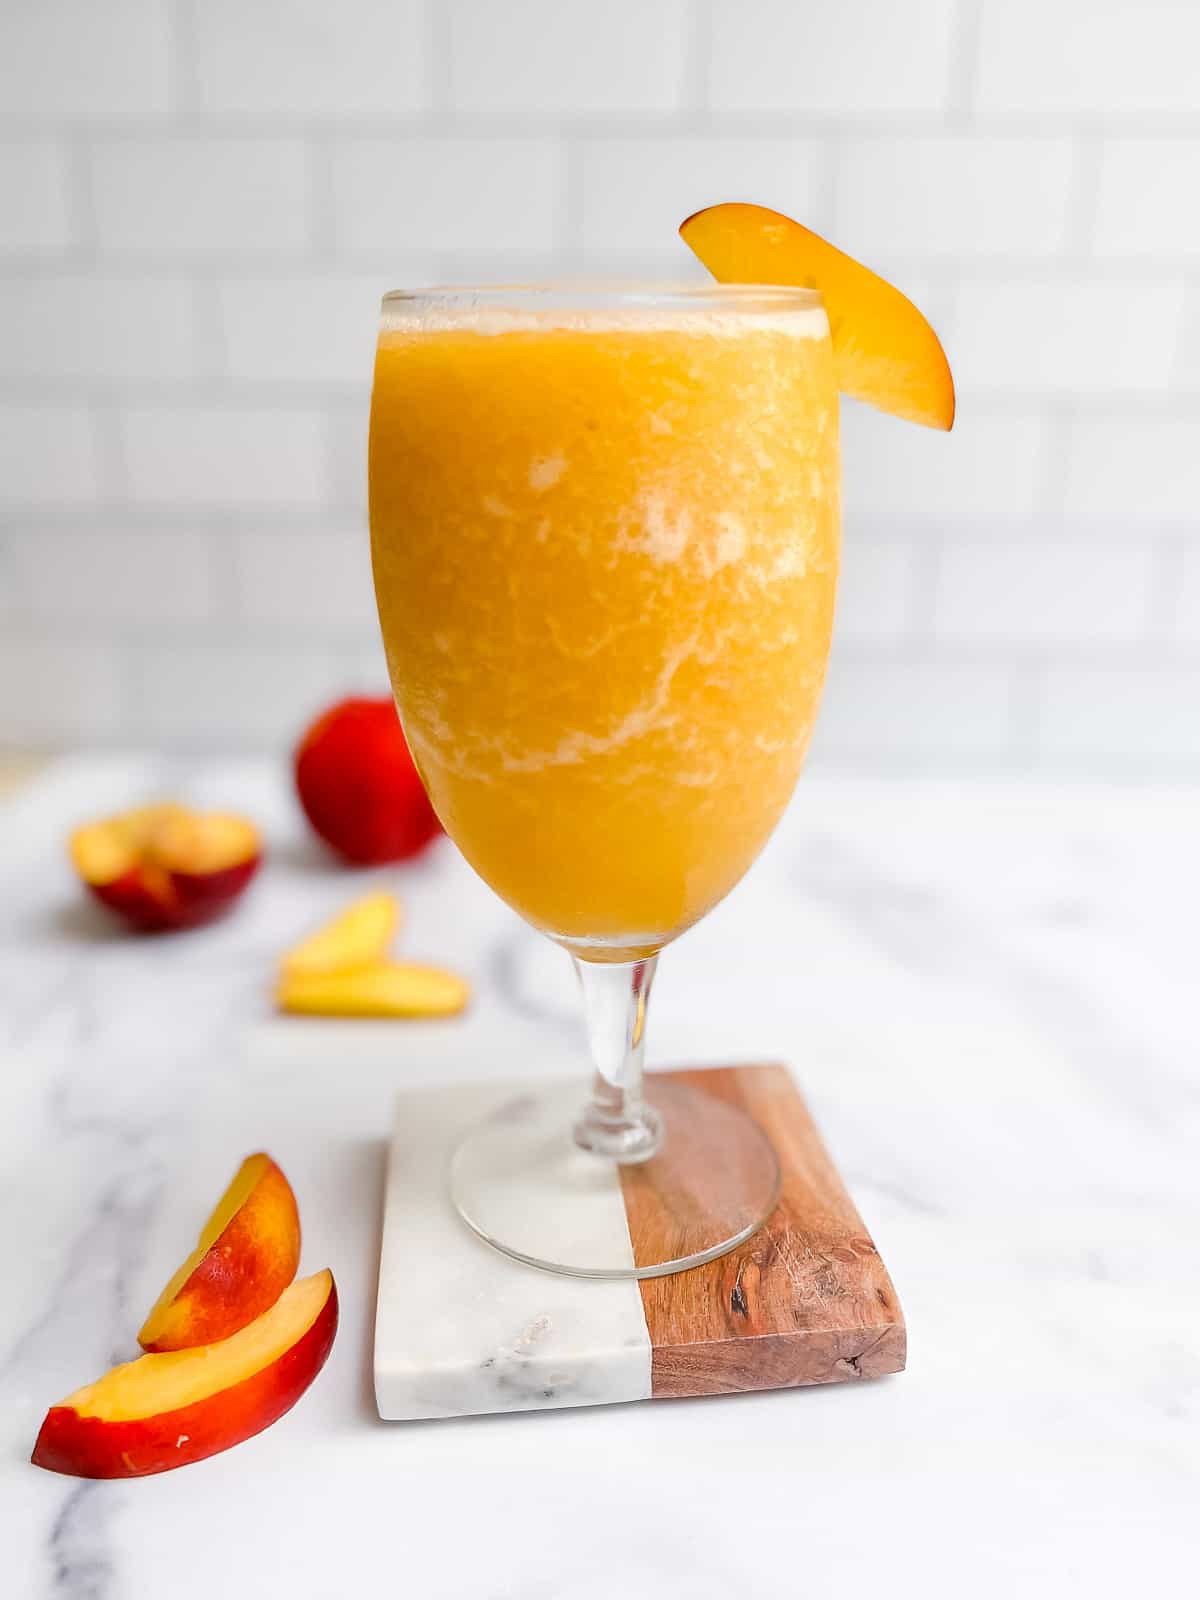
[33, 1271, 337, 1479]
[276, 962, 469, 1019]
[680, 202, 955, 431]
[280, 891, 401, 979]
[138, 1153, 301, 1353]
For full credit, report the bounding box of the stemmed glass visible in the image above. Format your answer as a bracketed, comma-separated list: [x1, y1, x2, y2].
[369, 284, 839, 1278]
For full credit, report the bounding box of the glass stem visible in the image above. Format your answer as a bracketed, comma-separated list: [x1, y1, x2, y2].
[572, 955, 664, 1163]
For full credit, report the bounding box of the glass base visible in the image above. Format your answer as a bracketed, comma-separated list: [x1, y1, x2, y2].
[449, 1077, 781, 1279]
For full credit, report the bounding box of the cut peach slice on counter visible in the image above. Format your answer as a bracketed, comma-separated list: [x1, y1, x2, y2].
[280, 891, 401, 979]
[32, 1270, 338, 1479]
[680, 202, 955, 431]
[138, 1153, 301, 1353]
[70, 803, 262, 932]
[276, 962, 469, 1019]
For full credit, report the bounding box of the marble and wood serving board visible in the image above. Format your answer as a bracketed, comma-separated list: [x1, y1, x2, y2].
[375, 1064, 904, 1419]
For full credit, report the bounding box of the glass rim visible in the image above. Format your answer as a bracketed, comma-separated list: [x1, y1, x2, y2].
[380, 281, 824, 314]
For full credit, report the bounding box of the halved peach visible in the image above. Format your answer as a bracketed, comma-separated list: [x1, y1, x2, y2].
[32, 1270, 337, 1479]
[276, 961, 469, 1019]
[680, 202, 955, 431]
[138, 1153, 300, 1353]
[70, 803, 262, 932]
[280, 891, 401, 980]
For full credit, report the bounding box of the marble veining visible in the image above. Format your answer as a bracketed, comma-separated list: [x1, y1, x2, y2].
[375, 1082, 651, 1419]
[1, 759, 1197, 1599]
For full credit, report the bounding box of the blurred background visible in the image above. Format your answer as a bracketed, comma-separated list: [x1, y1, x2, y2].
[1, 0, 1197, 774]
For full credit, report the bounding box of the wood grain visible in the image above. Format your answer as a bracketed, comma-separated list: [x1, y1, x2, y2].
[622, 1065, 906, 1399]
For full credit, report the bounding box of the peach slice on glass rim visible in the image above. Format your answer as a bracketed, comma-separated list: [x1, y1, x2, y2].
[32, 1270, 337, 1479]
[138, 1153, 300, 1352]
[680, 202, 955, 431]
[280, 891, 401, 980]
[276, 961, 469, 1019]
[70, 803, 262, 932]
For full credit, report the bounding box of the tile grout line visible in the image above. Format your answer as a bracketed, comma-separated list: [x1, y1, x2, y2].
[1064, 132, 1104, 261]
[557, 133, 579, 256]
[190, 277, 227, 382]
[904, 529, 945, 659]
[426, 0, 452, 120]
[1167, 276, 1198, 391]
[6, 109, 1200, 139]
[1144, 534, 1187, 649]
[11, 255, 1200, 285]
[306, 134, 337, 264]
[682, 0, 713, 121]
[64, 132, 98, 266]
[945, 0, 983, 129]
[91, 405, 130, 507]
[819, 132, 843, 237]
[1009, 662, 1046, 768]
[1033, 406, 1075, 522]
[167, 0, 201, 117]
[205, 513, 245, 628]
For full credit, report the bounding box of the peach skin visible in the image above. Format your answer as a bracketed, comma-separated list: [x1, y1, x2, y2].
[70, 804, 262, 932]
[32, 1270, 338, 1479]
[138, 1153, 300, 1352]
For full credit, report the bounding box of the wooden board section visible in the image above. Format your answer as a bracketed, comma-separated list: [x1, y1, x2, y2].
[624, 1065, 906, 1399]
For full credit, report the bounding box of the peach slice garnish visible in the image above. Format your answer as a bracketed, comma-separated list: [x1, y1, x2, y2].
[138, 1153, 301, 1353]
[32, 1271, 337, 1479]
[680, 202, 955, 431]
[276, 962, 469, 1019]
[70, 803, 262, 931]
[280, 891, 401, 980]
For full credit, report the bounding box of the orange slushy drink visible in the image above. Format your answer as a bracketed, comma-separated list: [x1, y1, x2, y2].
[369, 289, 839, 960]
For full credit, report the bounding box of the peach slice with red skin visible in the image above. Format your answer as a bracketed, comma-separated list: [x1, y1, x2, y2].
[680, 202, 955, 432]
[281, 891, 401, 980]
[32, 1270, 337, 1479]
[138, 1153, 301, 1353]
[70, 803, 262, 932]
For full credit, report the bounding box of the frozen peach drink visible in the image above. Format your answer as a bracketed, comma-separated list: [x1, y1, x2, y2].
[370, 292, 838, 959]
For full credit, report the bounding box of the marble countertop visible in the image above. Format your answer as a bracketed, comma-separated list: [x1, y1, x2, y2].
[2, 757, 1196, 1599]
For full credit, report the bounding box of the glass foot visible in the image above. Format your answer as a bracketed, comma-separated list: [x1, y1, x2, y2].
[449, 1076, 781, 1279]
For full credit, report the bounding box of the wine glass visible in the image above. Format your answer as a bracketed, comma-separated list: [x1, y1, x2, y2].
[369, 284, 838, 1278]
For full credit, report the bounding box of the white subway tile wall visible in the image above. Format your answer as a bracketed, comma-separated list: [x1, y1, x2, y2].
[446, 1, 690, 119]
[1171, 547, 1200, 644]
[11, 525, 216, 625]
[186, 0, 430, 121]
[1, 407, 102, 506]
[0, 140, 76, 258]
[832, 136, 1077, 262]
[231, 528, 378, 629]
[951, 277, 1186, 395]
[708, 0, 958, 118]
[974, 0, 1199, 119]
[1093, 140, 1200, 258]
[331, 138, 562, 254]
[90, 138, 314, 258]
[572, 136, 824, 254]
[0, 275, 198, 381]
[1, 0, 1196, 768]
[0, 0, 172, 123]
[118, 407, 331, 507]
